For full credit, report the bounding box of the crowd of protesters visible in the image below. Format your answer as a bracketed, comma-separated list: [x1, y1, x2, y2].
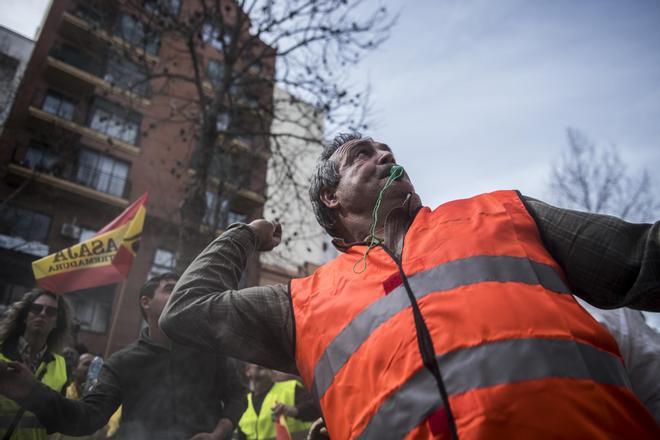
[0, 275, 321, 440]
[0, 133, 659, 439]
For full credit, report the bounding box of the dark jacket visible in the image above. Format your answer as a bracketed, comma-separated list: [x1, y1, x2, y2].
[20, 328, 246, 440]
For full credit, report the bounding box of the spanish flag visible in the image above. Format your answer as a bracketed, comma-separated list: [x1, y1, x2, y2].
[275, 414, 292, 440]
[32, 193, 148, 294]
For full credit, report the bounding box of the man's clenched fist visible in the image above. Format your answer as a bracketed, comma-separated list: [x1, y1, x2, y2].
[248, 220, 282, 251]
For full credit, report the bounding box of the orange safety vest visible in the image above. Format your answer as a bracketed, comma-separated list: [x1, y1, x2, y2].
[290, 190, 659, 439]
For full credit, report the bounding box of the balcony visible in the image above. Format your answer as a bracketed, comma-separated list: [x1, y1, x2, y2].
[202, 80, 268, 116]
[8, 144, 131, 208]
[45, 56, 151, 107]
[6, 163, 129, 208]
[27, 106, 140, 156]
[59, 12, 159, 66]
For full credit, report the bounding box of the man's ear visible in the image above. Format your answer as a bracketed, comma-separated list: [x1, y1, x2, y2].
[319, 186, 339, 210]
[139, 296, 150, 313]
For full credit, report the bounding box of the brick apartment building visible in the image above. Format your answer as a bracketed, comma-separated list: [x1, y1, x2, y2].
[0, 0, 274, 355]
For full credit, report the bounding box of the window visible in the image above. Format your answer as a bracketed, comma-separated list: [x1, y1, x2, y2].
[73, 298, 111, 333]
[42, 91, 76, 120]
[0, 283, 30, 313]
[243, 95, 259, 109]
[0, 205, 51, 244]
[73, 3, 104, 25]
[227, 210, 247, 226]
[78, 227, 97, 243]
[104, 55, 149, 96]
[216, 113, 230, 131]
[23, 144, 59, 172]
[75, 149, 129, 197]
[145, 0, 182, 17]
[202, 23, 232, 51]
[206, 59, 224, 86]
[204, 192, 228, 227]
[68, 286, 114, 333]
[201, 150, 251, 188]
[115, 13, 160, 55]
[229, 83, 259, 109]
[204, 193, 246, 229]
[191, 147, 251, 189]
[89, 99, 141, 144]
[148, 248, 176, 279]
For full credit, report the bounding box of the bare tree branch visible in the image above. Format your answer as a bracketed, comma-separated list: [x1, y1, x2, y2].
[549, 127, 658, 222]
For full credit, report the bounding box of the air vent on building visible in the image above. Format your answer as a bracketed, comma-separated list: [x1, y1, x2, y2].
[60, 223, 81, 240]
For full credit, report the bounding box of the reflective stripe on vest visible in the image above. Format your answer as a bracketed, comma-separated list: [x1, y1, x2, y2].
[358, 337, 629, 439]
[312, 255, 570, 400]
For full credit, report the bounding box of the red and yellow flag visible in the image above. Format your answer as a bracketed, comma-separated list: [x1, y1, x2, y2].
[32, 193, 148, 294]
[275, 414, 292, 440]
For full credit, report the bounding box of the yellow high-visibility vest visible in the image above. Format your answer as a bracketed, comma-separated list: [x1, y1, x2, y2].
[238, 380, 312, 440]
[0, 350, 67, 440]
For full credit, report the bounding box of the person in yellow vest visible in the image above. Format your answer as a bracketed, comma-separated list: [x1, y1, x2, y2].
[161, 134, 660, 438]
[236, 364, 318, 440]
[0, 288, 71, 440]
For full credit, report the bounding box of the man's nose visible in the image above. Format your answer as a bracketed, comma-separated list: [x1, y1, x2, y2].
[376, 150, 395, 165]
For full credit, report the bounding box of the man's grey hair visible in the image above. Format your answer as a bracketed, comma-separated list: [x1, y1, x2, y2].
[309, 132, 363, 236]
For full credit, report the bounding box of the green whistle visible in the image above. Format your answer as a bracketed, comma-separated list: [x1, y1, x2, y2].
[390, 165, 404, 180]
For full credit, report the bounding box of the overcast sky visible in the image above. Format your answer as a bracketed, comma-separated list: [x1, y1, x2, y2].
[352, 0, 660, 208]
[3, 0, 659, 209]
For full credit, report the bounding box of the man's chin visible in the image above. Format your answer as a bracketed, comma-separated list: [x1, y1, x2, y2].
[381, 183, 414, 207]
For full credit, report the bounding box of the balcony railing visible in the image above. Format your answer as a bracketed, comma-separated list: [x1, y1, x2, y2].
[9, 146, 131, 207]
[50, 44, 105, 78]
[60, 11, 160, 65]
[47, 48, 151, 105]
[27, 106, 141, 156]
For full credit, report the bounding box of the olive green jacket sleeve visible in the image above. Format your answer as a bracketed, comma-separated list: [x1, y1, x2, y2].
[159, 224, 297, 373]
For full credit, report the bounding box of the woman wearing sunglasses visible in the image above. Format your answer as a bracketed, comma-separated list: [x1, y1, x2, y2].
[0, 288, 72, 440]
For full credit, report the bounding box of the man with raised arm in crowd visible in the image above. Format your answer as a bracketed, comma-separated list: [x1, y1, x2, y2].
[0, 273, 246, 440]
[159, 133, 660, 438]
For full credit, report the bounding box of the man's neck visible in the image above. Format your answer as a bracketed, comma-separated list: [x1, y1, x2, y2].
[334, 193, 422, 255]
[23, 330, 48, 354]
[148, 322, 171, 348]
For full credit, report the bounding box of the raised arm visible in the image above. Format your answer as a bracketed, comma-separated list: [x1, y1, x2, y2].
[159, 222, 298, 373]
[522, 195, 660, 311]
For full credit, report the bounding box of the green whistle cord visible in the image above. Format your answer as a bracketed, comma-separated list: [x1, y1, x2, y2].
[353, 165, 405, 274]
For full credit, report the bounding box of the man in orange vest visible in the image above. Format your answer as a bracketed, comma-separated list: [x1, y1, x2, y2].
[160, 133, 660, 438]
